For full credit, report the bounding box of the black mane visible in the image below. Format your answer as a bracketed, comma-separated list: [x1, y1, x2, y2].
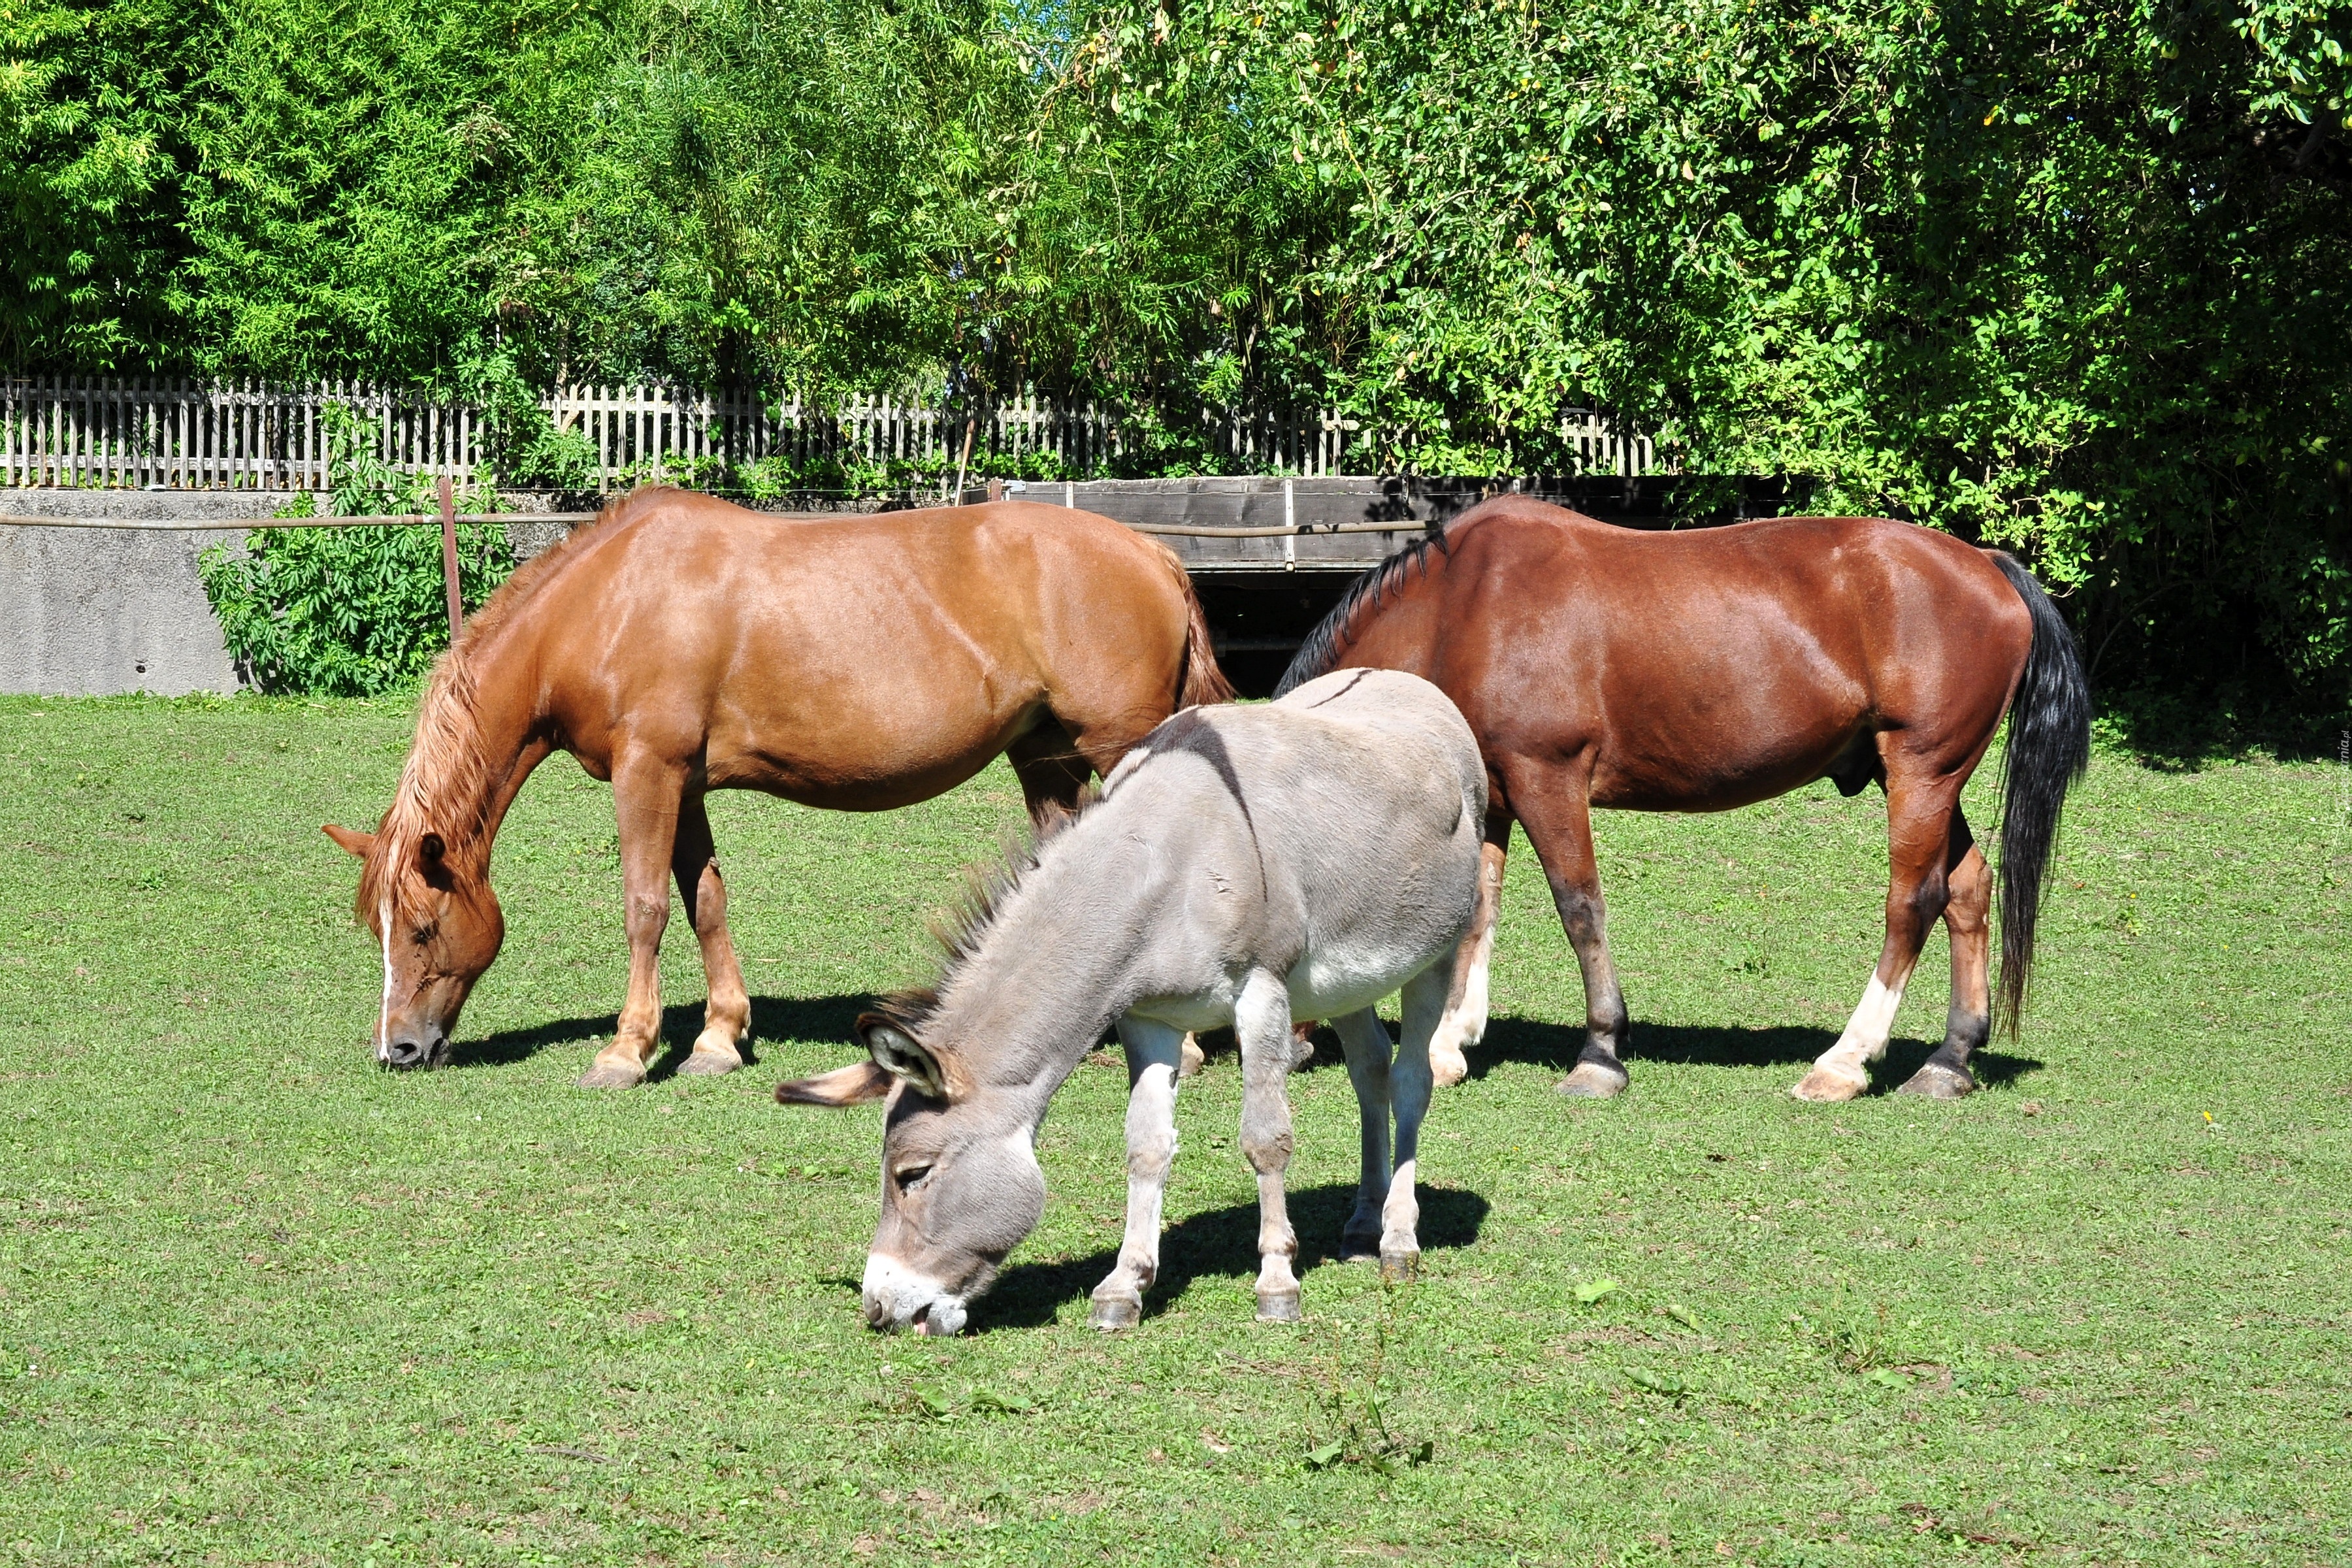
[1273, 526, 1454, 696]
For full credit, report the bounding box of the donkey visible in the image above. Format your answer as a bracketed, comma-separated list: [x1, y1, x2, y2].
[323, 487, 1230, 1086]
[776, 668, 1486, 1335]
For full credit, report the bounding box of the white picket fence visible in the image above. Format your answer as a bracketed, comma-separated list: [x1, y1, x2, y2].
[0, 376, 1654, 490]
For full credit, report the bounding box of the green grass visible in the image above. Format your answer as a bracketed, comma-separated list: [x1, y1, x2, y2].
[1, 694, 2347, 1566]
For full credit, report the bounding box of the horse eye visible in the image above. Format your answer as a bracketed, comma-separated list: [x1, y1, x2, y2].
[894, 1165, 934, 1193]
[412, 926, 435, 945]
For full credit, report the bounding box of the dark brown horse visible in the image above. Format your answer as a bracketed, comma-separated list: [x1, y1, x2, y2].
[324, 487, 1232, 1087]
[1276, 497, 2089, 1102]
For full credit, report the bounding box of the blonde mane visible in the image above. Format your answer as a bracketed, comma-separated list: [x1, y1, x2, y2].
[355, 487, 679, 927]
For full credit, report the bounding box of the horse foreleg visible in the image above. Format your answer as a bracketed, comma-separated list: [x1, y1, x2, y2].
[672, 792, 751, 1077]
[1330, 1007, 1394, 1262]
[1379, 963, 1448, 1281]
[1426, 813, 1509, 1087]
[1089, 1017, 1187, 1331]
[1235, 971, 1303, 1322]
[581, 755, 685, 1090]
[1795, 779, 1957, 1102]
[1510, 770, 1631, 1099]
[1897, 811, 1990, 1100]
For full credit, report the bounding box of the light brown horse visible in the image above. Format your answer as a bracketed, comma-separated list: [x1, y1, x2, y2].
[1277, 497, 2090, 1102]
[324, 487, 1232, 1087]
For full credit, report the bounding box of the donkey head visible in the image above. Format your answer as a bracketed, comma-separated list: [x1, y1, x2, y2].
[325, 822, 505, 1070]
[776, 1013, 1046, 1336]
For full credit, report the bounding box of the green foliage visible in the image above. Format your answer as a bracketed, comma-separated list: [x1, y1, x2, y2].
[198, 404, 514, 695]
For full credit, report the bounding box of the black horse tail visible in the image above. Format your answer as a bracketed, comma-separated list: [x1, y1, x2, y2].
[1987, 551, 2092, 1037]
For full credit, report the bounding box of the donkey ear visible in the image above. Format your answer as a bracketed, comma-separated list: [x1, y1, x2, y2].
[857, 1013, 950, 1100]
[774, 1061, 893, 1107]
[322, 824, 375, 858]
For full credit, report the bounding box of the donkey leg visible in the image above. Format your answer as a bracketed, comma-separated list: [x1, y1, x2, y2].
[581, 754, 687, 1089]
[1330, 1007, 1394, 1262]
[1795, 777, 1957, 1102]
[1899, 811, 1991, 1100]
[672, 793, 751, 1077]
[1379, 963, 1448, 1281]
[1090, 1017, 1188, 1331]
[1235, 971, 1304, 1322]
[1509, 772, 1631, 1098]
[1426, 814, 1509, 1088]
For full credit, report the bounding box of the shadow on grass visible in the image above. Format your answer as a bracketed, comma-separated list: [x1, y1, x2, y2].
[450, 992, 870, 1077]
[1467, 1015, 2041, 1092]
[977, 1181, 1491, 1333]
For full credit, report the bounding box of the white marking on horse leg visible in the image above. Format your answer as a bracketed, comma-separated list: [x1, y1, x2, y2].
[1091, 1018, 1184, 1331]
[1330, 1007, 1392, 1259]
[1235, 972, 1301, 1319]
[1795, 972, 1909, 1101]
[376, 894, 394, 1063]
[1427, 838, 1504, 1086]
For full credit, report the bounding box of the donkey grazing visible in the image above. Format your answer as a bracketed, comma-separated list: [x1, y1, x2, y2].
[776, 668, 1486, 1335]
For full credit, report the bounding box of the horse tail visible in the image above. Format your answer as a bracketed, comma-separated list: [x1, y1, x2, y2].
[1986, 551, 2092, 1037]
[1165, 550, 1235, 708]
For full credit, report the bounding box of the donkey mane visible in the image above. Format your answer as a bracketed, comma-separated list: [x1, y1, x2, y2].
[355, 487, 680, 926]
[868, 785, 1105, 1038]
[1273, 522, 1456, 696]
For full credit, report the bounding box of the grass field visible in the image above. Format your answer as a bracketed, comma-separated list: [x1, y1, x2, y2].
[1, 694, 2347, 1566]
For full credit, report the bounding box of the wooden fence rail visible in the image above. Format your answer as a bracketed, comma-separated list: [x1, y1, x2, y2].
[1, 376, 1654, 490]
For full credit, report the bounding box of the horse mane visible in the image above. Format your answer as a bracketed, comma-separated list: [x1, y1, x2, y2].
[1273, 521, 1457, 696]
[866, 785, 1104, 1039]
[355, 487, 678, 927]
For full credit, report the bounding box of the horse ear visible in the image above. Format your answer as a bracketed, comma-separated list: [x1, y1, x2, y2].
[857, 1013, 951, 1100]
[774, 1060, 893, 1107]
[322, 824, 375, 858]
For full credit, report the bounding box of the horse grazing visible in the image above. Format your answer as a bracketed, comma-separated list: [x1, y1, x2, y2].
[776, 668, 1485, 1335]
[1276, 497, 2091, 1103]
[323, 487, 1232, 1088]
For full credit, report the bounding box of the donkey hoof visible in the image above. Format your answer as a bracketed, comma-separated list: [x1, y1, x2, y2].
[1429, 1046, 1469, 1088]
[1089, 1292, 1143, 1332]
[676, 1044, 742, 1077]
[1556, 1060, 1629, 1099]
[1256, 1290, 1303, 1323]
[1791, 1066, 1867, 1102]
[578, 1060, 647, 1090]
[1178, 1034, 1205, 1078]
[1379, 1249, 1421, 1285]
[1895, 1062, 1975, 1100]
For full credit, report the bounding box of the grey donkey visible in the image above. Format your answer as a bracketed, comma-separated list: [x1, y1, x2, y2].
[775, 668, 1487, 1335]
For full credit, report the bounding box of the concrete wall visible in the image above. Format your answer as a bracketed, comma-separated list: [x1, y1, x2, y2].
[0, 491, 270, 696]
[0, 491, 588, 698]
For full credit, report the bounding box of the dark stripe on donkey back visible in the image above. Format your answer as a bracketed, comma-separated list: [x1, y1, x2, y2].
[1987, 551, 2093, 1037]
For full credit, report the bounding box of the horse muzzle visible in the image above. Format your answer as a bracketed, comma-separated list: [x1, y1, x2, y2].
[379, 1028, 451, 1071]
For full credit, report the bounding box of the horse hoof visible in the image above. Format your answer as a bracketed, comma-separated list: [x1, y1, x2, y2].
[1178, 1034, 1205, 1077]
[1338, 1231, 1382, 1264]
[1429, 1047, 1469, 1088]
[1791, 1067, 1866, 1102]
[1556, 1061, 1629, 1099]
[1379, 1249, 1421, 1285]
[1256, 1290, 1303, 1323]
[578, 1060, 646, 1090]
[1895, 1062, 1975, 1100]
[1089, 1292, 1143, 1332]
[675, 1045, 742, 1077]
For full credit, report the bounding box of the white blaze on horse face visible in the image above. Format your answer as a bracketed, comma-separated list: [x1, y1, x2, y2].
[376, 894, 395, 1063]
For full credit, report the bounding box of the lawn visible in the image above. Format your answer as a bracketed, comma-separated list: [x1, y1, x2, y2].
[0, 694, 2346, 1566]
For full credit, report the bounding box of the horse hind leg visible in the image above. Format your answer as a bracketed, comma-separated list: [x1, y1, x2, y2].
[1897, 811, 1990, 1100]
[672, 792, 751, 1077]
[1793, 777, 1957, 1102]
[1425, 818, 1508, 1088]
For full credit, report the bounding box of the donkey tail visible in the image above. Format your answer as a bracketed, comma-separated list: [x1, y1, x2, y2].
[1986, 551, 2092, 1037]
[1168, 553, 1235, 708]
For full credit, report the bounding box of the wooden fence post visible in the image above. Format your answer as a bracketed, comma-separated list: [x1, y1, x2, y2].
[438, 474, 463, 640]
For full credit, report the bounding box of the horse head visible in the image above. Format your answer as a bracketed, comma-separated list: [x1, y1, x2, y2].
[325, 821, 505, 1070]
